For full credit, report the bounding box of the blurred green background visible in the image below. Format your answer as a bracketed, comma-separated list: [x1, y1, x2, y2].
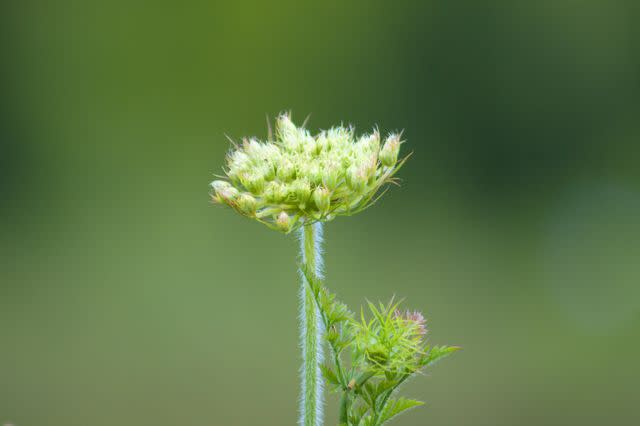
[2, 1, 639, 425]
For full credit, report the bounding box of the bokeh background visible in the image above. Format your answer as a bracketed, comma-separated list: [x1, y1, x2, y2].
[2, 1, 639, 425]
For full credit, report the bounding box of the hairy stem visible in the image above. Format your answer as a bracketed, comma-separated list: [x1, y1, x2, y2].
[299, 222, 324, 426]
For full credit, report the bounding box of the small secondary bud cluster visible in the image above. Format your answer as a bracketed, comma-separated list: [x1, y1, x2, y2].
[211, 113, 407, 233]
[354, 302, 429, 375]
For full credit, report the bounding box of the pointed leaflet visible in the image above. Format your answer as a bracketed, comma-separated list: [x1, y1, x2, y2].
[421, 345, 461, 368]
[378, 397, 424, 425]
[320, 363, 341, 387]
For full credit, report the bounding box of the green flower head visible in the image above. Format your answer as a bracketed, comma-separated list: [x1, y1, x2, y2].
[210, 113, 409, 233]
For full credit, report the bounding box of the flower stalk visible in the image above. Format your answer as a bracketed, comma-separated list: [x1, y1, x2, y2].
[299, 222, 324, 426]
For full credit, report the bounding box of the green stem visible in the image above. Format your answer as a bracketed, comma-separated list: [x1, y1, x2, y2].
[299, 223, 324, 426]
[339, 392, 350, 425]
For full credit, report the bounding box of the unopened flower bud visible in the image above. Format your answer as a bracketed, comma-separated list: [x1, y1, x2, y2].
[226, 153, 252, 181]
[322, 164, 341, 190]
[211, 180, 231, 193]
[242, 138, 262, 157]
[313, 186, 331, 214]
[364, 156, 378, 179]
[262, 144, 281, 163]
[380, 134, 401, 167]
[292, 179, 311, 205]
[276, 211, 291, 232]
[277, 159, 296, 181]
[237, 193, 257, 215]
[316, 132, 329, 153]
[242, 172, 265, 194]
[211, 180, 240, 204]
[308, 164, 323, 185]
[260, 163, 276, 181]
[359, 131, 380, 153]
[346, 165, 367, 193]
[276, 113, 296, 138]
[303, 137, 320, 156]
[277, 114, 303, 152]
[264, 181, 287, 203]
[219, 186, 239, 203]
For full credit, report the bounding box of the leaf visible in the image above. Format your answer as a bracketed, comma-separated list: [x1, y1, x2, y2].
[328, 301, 352, 325]
[378, 397, 424, 424]
[301, 263, 354, 328]
[421, 345, 461, 368]
[353, 403, 369, 421]
[362, 382, 377, 406]
[373, 379, 395, 400]
[320, 363, 340, 386]
[362, 415, 375, 426]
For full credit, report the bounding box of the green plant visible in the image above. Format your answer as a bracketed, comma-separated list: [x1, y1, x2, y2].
[302, 267, 459, 425]
[210, 114, 456, 425]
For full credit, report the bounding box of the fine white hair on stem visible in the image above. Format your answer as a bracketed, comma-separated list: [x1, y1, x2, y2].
[298, 222, 324, 426]
[303, 222, 324, 279]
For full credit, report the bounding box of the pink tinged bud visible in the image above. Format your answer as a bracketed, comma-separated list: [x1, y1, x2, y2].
[211, 180, 238, 204]
[395, 309, 427, 336]
[220, 187, 239, 202]
[276, 211, 291, 232]
[346, 165, 367, 193]
[380, 134, 401, 167]
[365, 156, 378, 180]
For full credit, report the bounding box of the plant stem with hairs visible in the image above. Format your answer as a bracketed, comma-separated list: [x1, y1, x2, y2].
[299, 222, 324, 426]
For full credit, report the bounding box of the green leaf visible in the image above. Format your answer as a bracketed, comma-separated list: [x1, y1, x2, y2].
[362, 382, 377, 406]
[378, 397, 424, 424]
[421, 345, 461, 368]
[320, 363, 340, 386]
[351, 402, 369, 424]
[373, 379, 395, 401]
[326, 325, 340, 345]
[362, 415, 375, 426]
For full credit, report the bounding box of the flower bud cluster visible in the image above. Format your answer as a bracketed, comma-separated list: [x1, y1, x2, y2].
[353, 301, 428, 375]
[211, 113, 407, 233]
